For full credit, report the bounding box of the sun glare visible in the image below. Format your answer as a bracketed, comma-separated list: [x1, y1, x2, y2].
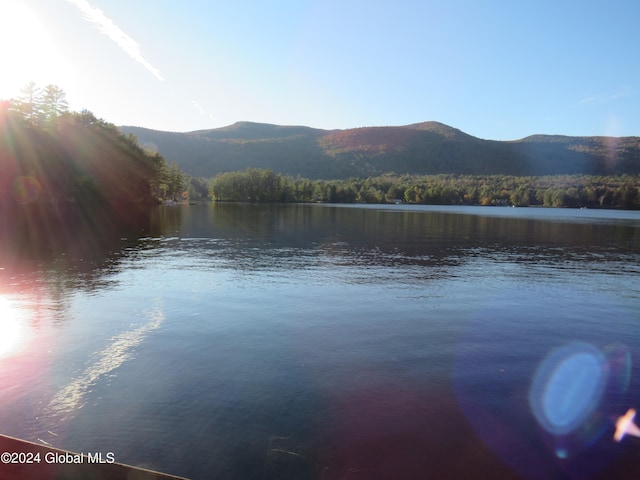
[0, 297, 24, 357]
[0, 1, 70, 99]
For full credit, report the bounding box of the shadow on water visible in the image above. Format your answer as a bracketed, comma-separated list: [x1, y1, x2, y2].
[0, 203, 150, 283]
[0, 202, 164, 350]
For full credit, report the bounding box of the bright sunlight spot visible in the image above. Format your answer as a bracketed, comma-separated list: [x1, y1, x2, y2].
[0, 1, 69, 99]
[0, 297, 24, 357]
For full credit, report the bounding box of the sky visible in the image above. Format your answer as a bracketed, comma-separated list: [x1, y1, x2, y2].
[0, 0, 638, 140]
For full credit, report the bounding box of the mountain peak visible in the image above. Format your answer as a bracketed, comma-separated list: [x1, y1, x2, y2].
[190, 121, 327, 140]
[119, 121, 640, 179]
[403, 121, 475, 140]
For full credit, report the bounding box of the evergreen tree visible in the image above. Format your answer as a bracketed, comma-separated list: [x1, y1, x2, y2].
[10, 81, 42, 127]
[41, 84, 69, 125]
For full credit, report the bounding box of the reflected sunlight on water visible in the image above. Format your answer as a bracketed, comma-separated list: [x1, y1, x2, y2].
[0, 296, 26, 358]
[45, 299, 165, 425]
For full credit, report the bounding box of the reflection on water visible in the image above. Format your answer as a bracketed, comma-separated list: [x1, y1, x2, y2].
[0, 203, 152, 299]
[45, 299, 164, 425]
[0, 297, 25, 358]
[0, 204, 639, 479]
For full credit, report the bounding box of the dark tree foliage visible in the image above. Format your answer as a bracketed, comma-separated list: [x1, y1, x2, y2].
[1, 84, 182, 225]
[183, 175, 210, 201]
[208, 168, 640, 210]
[209, 168, 283, 202]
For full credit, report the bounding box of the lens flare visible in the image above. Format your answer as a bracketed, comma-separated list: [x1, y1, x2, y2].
[530, 343, 608, 436]
[12, 176, 42, 204]
[614, 408, 640, 442]
[454, 289, 634, 478]
[528, 342, 632, 460]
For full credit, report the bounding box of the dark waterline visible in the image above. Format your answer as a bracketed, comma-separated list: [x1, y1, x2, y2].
[0, 204, 639, 479]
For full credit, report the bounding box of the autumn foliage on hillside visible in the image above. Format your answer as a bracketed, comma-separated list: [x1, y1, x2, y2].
[321, 127, 423, 155]
[122, 121, 640, 181]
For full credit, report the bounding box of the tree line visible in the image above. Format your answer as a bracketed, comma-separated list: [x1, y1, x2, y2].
[4, 83, 637, 211]
[7, 81, 69, 128]
[1, 83, 186, 216]
[207, 168, 640, 209]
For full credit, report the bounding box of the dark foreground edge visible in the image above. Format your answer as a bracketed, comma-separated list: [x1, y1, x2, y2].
[0, 434, 189, 480]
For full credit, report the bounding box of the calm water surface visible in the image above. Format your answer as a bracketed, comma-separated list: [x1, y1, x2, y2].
[1, 204, 639, 479]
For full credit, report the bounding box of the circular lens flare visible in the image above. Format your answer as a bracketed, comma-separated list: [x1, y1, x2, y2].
[530, 343, 608, 436]
[454, 289, 634, 479]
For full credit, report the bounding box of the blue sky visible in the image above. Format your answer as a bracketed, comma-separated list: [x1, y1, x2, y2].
[1, 0, 638, 140]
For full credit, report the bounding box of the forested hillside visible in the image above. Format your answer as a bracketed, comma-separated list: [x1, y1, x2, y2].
[208, 168, 640, 209]
[120, 121, 640, 179]
[0, 83, 184, 221]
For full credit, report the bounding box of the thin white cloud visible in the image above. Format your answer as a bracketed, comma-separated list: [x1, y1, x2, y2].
[66, 0, 163, 81]
[192, 100, 216, 120]
[578, 90, 631, 106]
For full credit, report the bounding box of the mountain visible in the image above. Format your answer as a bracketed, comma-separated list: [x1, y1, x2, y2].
[119, 121, 640, 179]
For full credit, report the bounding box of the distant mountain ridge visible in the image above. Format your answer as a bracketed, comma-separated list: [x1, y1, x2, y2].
[119, 121, 640, 179]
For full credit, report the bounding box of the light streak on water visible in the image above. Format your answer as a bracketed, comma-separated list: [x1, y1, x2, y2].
[45, 299, 164, 423]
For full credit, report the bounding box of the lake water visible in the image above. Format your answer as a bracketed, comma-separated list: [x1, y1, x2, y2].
[1, 203, 639, 480]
